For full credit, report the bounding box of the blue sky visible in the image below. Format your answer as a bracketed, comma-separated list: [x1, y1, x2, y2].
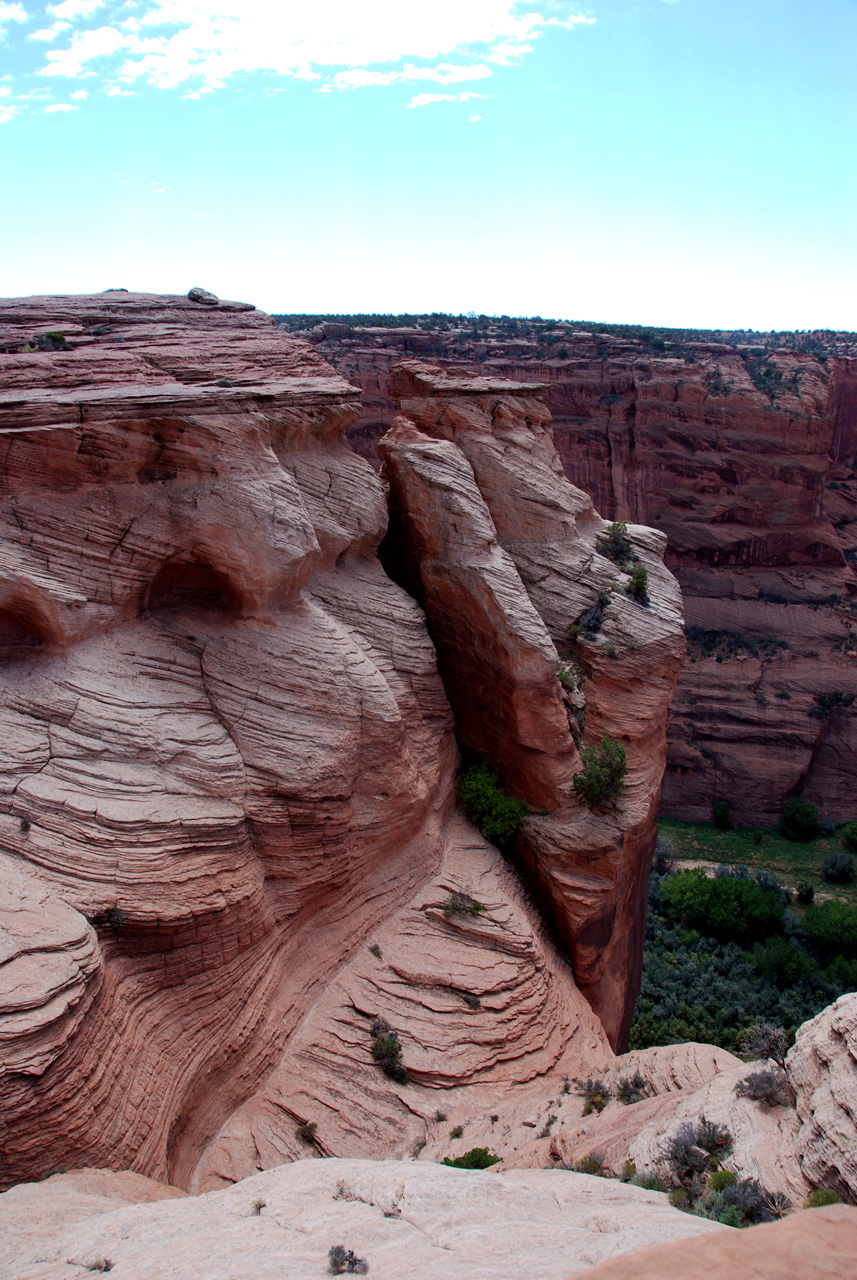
[1, 0, 855, 327]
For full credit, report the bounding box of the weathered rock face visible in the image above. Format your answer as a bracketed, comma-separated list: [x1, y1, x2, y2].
[379, 362, 685, 1047]
[0, 292, 464, 1187]
[305, 323, 857, 826]
[0, 1159, 727, 1280]
[572, 1205, 857, 1280]
[4, 293, 668, 1192]
[789, 993, 857, 1203]
[552, 994, 857, 1209]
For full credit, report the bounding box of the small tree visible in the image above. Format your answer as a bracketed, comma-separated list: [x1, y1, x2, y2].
[573, 737, 627, 810]
[626, 563, 650, 605]
[841, 821, 857, 852]
[779, 796, 818, 842]
[597, 521, 632, 564]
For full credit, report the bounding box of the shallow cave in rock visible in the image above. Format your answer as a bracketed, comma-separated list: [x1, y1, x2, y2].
[0, 606, 47, 660]
[145, 558, 242, 614]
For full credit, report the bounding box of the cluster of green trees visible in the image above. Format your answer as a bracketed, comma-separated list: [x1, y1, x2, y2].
[630, 862, 857, 1053]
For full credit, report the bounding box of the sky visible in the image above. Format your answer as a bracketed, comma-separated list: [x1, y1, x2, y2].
[0, 0, 855, 328]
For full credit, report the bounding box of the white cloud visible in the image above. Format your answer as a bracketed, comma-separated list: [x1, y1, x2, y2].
[407, 91, 486, 109]
[30, 2, 595, 94]
[469, 113, 482, 122]
[104, 83, 134, 94]
[0, 105, 20, 122]
[331, 62, 492, 90]
[0, 2, 27, 22]
[70, 88, 88, 97]
[30, 22, 73, 41]
[44, 101, 78, 111]
[48, 0, 106, 18]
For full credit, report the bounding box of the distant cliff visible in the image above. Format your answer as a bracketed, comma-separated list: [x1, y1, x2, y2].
[289, 316, 857, 826]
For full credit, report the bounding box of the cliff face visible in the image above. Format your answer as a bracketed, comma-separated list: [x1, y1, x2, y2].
[0, 293, 680, 1192]
[304, 323, 857, 826]
[379, 361, 684, 1047]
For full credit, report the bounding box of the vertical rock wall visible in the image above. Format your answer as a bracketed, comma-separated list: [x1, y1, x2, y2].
[379, 362, 685, 1047]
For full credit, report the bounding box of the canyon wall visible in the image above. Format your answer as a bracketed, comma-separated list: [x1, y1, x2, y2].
[0, 293, 679, 1192]
[301, 321, 857, 826]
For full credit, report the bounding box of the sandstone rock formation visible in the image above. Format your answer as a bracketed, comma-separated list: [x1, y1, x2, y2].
[570, 1204, 857, 1280]
[551, 993, 857, 1208]
[789, 993, 857, 1202]
[299, 320, 857, 825]
[379, 361, 684, 1046]
[0, 1159, 727, 1280]
[3, 292, 669, 1191]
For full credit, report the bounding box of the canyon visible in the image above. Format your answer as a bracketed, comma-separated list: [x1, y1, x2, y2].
[293, 316, 857, 828]
[1, 293, 855, 1279]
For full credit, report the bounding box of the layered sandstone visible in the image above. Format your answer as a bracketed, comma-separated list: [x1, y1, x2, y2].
[2, 292, 641, 1192]
[379, 361, 685, 1046]
[302, 321, 857, 825]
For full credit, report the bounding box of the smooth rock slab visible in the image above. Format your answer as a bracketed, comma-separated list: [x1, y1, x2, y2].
[0, 1159, 724, 1280]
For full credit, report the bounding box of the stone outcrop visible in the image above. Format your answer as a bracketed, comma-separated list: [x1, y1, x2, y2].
[551, 993, 857, 1208]
[0, 292, 462, 1187]
[301, 321, 857, 825]
[2, 293, 668, 1191]
[789, 993, 857, 1202]
[571, 1205, 857, 1280]
[379, 361, 684, 1047]
[0, 1159, 727, 1280]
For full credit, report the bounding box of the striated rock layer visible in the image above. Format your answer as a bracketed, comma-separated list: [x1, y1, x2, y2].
[379, 361, 684, 1046]
[306, 322, 857, 825]
[2, 292, 673, 1191]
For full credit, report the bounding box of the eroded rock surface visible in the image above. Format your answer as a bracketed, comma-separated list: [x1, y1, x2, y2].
[0, 293, 461, 1187]
[380, 362, 685, 1046]
[303, 321, 857, 824]
[789, 993, 857, 1201]
[0, 1159, 726, 1280]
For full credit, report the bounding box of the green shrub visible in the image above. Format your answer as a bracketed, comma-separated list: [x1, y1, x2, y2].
[369, 1017, 408, 1083]
[458, 764, 528, 845]
[626, 562, 650, 605]
[597, 521, 632, 564]
[574, 1153, 606, 1176]
[449, 1125, 463, 1139]
[709, 1170, 738, 1191]
[778, 796, 818, 842]
[616, 1071, 650, 1105]
[752, 937, 820, 989]
[805, 1188, 841, 1208]
[668, 1188, 691, 1208]
[295, 1121, 317, 1144]
[577, 1078, 611, 1115]
[573, 590, 610, 639]
[633, 1172, 667, 1191]
[826, 954, 857, 988]
[809, 691, 855, 720]
[442, 891, 486, 919]
[572, 737, 627, 810]
[713, 799, 732, 831]
[796, 879, 815, 905]
[822, 850, 855, 884]
[803, 899, 857, 962]
[735, 1067, 792, 1107]
[661, 869, 785, 947]
[442, 1147, 499, 1169]
[842, 821, 857, 852]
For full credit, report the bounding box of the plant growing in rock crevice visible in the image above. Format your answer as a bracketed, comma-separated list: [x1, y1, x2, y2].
[616, 1071, 651, 1105]
[735, 1067, 793, 1108]
[572, 590, 611, 640]
[328, 1245, 369, 1275]
[458, 763, 528, 845]
[442, 890, 486, 919]
[369, 1017, 408, 1084]
[442, 1147, 499, 1169]
[577, 1077, 611, 1115]
[625, 562, 649, 606]
[572, 738, 627, 810]
[597, 521, 633, 565]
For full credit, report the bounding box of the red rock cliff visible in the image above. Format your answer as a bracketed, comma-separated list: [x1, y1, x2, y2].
[306, 322, 857, 826]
